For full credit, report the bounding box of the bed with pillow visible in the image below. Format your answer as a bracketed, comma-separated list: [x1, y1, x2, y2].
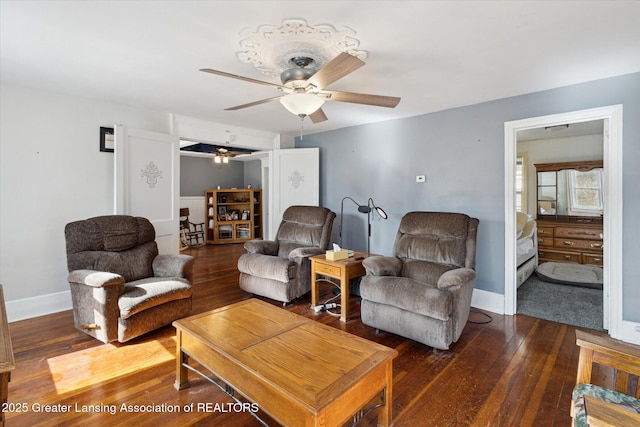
[516, 212, 538, 287]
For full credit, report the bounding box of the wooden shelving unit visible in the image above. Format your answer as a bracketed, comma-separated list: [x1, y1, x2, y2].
[205, 188, 262, 244]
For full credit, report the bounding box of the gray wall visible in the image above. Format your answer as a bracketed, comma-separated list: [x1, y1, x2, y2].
[180, 156, 245, 196]
[181, 157, 263, 196]
[243, 159, 262, 189]
[297, 72, 640, 322]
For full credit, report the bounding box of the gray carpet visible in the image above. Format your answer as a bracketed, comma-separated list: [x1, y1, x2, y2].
[517, 274, 604, 331]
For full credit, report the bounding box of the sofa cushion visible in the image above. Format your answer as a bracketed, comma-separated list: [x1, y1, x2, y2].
[119, 277, 192, 319]
[237, 253, 296, 283]
[394, 212, 471, 273]
[65, 215, 155, 253]
[65, 215, 158, 282]
[360, 276, 453, 321]
[401, 259, 456, 285]
[67, 241, 158, 283]
[275, 206, 334, 256]
[572, 383, 640, 427]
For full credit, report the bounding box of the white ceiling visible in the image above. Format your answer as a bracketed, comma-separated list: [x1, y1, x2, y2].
[517, 119, 604, 142]
[2, 1, 639, 139]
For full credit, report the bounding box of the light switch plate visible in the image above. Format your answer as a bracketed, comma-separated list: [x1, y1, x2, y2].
[416, 175, 426, 183]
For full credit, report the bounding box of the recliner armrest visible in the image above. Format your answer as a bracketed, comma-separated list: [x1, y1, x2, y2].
[67, 269, 124, 288]
[362, 256, 402, 277]
[244, 240, 279, 255]
[153, 254, 195, 279]
[289, 247, 324, 261]
[437, 268, 476, 290]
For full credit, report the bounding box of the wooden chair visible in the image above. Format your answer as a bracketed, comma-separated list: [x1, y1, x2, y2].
[179, 226, 190, 252]
[572, 330, 640, 426]
[179, 208, 206, 248]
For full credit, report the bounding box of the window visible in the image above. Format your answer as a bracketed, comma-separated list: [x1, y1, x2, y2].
[515, 154, 527, 213]
[568, 169, 603, 214]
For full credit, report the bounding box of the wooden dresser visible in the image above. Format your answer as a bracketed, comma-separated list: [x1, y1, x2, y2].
[537, 220, 603, 267]
[0, 285, 15, 427]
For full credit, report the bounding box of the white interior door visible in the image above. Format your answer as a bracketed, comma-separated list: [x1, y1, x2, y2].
[114, 125, 180, 254]
[269, 148, 319, 239]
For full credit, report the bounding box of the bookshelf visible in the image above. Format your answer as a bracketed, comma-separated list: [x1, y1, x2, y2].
[205, 188, 262, 244]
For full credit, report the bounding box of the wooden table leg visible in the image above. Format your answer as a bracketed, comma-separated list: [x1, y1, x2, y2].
[311, 262, 319, 308]
[377, 362, 393, 426]
[340, 267, 349, 322]
[0, 373, 7, 427]
[174, 330, 189, 390]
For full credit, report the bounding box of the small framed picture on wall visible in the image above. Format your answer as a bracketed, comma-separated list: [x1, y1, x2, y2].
[100, 127, 114, 152]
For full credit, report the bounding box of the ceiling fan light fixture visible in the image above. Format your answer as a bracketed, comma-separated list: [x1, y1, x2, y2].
[279, 93, 325, 117]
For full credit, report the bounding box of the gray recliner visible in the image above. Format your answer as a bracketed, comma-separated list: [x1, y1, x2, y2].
[360, 212, 479, 350]
[237, 205, 336, 303]
[65, 215, 195, 343]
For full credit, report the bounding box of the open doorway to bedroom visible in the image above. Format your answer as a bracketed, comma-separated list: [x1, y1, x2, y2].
[504, 105, 623, 336]
[515, 120, 604, 330]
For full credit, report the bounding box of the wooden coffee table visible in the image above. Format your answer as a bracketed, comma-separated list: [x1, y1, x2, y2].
[174, 299, 397, 426]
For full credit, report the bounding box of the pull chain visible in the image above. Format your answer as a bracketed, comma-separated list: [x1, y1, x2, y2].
[299, 114, 305, 140]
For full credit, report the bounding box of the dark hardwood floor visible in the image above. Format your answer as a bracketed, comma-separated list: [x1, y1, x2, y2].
[5, 244, 595, 426]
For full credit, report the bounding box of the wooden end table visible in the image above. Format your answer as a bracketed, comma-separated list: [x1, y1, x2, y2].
[310, 251, 377, 322]
[0, 285, 15, 427]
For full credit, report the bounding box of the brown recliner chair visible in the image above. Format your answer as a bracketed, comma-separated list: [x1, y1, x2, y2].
[360, 212, 479, 350]
[237, 205, 336, 303]
[65, 215, 195, 343]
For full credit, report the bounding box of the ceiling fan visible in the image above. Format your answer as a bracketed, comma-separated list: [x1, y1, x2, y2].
[200, 52, 401, 123]
[180, 141, 255, 163]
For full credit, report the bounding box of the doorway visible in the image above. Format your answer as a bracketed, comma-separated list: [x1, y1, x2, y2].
[504, 105, 623, 337]
[515, 120, 604, 329]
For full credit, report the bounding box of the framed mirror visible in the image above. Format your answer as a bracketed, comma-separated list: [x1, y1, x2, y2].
[535, 160, 603, 223]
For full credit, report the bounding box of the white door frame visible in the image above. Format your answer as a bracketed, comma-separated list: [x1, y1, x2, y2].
[504, 105, 623, 338]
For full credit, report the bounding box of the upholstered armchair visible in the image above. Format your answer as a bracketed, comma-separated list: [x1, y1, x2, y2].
[237, 205, 336, 303]
[65, 215, 195, 343]
[360, 212, 479, 350]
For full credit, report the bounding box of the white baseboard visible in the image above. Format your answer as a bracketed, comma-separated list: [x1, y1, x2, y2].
[6, 290, 72, 323]
[471, 288, 505, 315]
[470, 289, 640, 346]
[9, 288, 505, 322]
[8, 287, 640, 347]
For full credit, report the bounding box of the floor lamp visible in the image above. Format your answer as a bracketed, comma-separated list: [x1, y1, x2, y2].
[340, 196, 387, 253]
[366, 198, 388, 254]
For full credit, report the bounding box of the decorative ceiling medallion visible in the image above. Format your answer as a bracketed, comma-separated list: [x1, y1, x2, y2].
[237, 19, 368, 77]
